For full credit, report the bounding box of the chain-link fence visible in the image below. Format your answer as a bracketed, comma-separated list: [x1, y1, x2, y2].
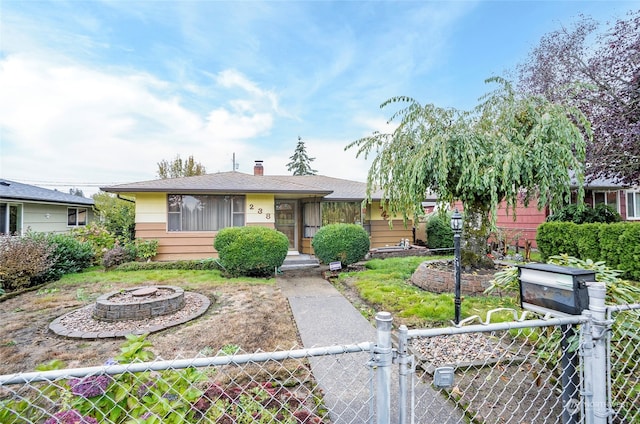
[607, 304, 640, 424]
[401, 316, 588, 424]
[0, 344, 374, 424]
[1, 306, 639, 423]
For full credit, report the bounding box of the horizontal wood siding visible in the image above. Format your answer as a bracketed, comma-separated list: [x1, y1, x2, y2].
[136, 222, 217, 261]
[136, 222, 275, 261]
[369, 220, 413, 248]
[301, 238, 314, 255]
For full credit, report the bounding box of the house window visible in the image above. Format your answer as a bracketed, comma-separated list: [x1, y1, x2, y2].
[167, 195, 245, 231]
[593, 190, 619, 212]
[627, 191, 640, 220]
[0, 203, 22, 235]
[302, 202, 321, 237]
[67, 207, 88, 226]
[322, 202, 362, 226]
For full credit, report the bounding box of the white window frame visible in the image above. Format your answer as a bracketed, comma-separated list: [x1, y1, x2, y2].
[167, 194, 245, 232]
[0, 202, 23, 235]
[67, 207, 88, 227]
[626, 190, 640, 220]
[592, 190, 620, 213]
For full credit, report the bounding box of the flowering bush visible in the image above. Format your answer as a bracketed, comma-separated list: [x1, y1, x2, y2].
[2, 335, 325, 423]
[68, 375, 112, 398]
[43, 409, 98, 424]
[71, 223, 117, 264]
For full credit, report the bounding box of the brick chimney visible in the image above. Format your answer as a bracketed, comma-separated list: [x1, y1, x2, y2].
[253, 160, 264, 176]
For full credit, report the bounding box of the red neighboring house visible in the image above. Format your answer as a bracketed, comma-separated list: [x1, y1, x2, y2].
[495, 177, 632, 249]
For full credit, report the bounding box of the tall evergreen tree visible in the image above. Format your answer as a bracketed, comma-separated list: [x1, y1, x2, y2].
[157, 154, 207, 179]
[286, 137, 318, 175]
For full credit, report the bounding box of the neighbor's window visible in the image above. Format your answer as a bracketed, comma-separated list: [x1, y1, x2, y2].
[321, 202, 362, 226]
[168, 195, 245, 231]
[0, 203, 22, 235]
[67, 207, 88, 226]
[593, 190, 619, 212]
[627, 191, 640, 219]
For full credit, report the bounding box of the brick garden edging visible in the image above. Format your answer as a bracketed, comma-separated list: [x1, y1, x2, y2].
[410, 260, 497, 295]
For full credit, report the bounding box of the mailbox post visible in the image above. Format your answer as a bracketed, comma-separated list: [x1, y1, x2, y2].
[518, 263, 596, 424]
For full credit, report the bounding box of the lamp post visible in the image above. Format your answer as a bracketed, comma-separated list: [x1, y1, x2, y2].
[450, 208, 463, 324]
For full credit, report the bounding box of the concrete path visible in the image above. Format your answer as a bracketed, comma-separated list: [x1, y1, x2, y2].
[277, 269, 463, 424]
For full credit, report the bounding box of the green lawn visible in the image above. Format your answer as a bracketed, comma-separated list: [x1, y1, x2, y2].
[337, 256, 519, 327]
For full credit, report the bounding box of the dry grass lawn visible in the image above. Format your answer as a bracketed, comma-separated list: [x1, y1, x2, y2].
[0, 278, 301, 375]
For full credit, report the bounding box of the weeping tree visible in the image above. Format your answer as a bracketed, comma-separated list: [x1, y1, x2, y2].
[347, 78, 591, 268]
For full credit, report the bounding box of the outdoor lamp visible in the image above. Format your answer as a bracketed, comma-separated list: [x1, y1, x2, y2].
[450, 208, 463, 324]
[450, 209, 463, 233]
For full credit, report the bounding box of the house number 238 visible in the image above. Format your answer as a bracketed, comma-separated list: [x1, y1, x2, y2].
[248, 205, 270, 219]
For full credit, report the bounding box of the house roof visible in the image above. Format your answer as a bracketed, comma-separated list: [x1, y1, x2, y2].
[569, 173, 630, 190]
[101, 172, 384, 200]
[0, 179, 94, 206]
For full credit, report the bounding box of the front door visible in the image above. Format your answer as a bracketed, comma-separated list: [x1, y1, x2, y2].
[275, 200, 297, 251]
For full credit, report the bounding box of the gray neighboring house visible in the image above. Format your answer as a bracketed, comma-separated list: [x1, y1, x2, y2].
[0, 179, 95, 236]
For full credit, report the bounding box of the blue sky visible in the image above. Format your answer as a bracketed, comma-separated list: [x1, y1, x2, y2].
[1, 1, 638, 196]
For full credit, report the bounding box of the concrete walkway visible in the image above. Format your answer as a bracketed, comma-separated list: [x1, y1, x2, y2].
[276, 268, 462, 424]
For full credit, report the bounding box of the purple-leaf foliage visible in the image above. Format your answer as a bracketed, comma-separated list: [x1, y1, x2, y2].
[517, 10, 640, 185]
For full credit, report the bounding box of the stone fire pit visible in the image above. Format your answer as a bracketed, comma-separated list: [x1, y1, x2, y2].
[49, 285, 210, 339]
[93, 286, 185, 322]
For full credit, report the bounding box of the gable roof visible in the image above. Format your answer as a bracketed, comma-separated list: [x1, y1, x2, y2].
[101, 172, 384, 200]
[0, 179, 94, 206]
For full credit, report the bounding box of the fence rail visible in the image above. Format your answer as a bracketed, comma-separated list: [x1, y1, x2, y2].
[1, 304, 639, 424]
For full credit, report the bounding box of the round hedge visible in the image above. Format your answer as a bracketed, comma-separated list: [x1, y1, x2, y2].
[311, 223, 370, 266]
[426, 213, 454, 249]
[214, 226, 289, 278]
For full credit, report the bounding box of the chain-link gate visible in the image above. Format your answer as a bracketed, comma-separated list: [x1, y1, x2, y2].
[393, 303, 640, 424]
[1, 303, 639, 423]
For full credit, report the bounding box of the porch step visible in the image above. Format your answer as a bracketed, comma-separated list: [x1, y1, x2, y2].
[280, 254, 320, 271]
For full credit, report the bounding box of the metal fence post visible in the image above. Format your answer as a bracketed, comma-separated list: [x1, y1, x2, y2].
[581, 310, 594, 424]
[587, 282, 610, 424]
[397, 324, 409, 424]
[375, 311, 393, 424]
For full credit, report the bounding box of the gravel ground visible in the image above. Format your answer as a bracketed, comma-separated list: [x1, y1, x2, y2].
[51, 292, 208, 335]
[411, 332, 520, 367]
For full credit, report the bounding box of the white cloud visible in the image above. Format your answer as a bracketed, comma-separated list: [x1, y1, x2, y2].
[0, 54, 280, 191]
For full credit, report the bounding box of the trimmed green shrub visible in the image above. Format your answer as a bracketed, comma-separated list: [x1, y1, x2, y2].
[598, 223, 626, 270]
[574, 223, 600, 262]
[116, 258, 221, 271]
[617, 223, 640, 280]
[29, 232, 94, 284]
[0, 235, 55, 291]
[536, 221, 579, 261]
[311, 223, 370, 266]
[425, 213, 453, 249]
[123, 239, 159, 262]
[537, 221, 640, 279]
[546, 203, 622, 224]
[214, 226, 289, 277]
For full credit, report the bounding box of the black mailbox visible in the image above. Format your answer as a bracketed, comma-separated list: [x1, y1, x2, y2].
[518, 263, 595, 316]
